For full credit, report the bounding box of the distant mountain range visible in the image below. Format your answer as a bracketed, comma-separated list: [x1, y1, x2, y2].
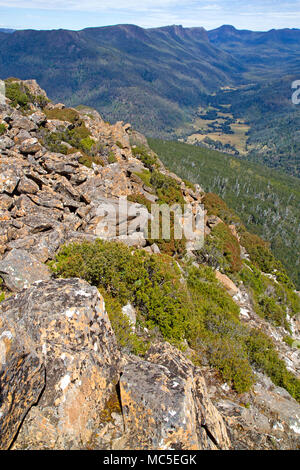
[0, 24, 299, 176]
[208, 25, 300, 79]
[0, 28, 15, 33]
[0, 24, 243, 136]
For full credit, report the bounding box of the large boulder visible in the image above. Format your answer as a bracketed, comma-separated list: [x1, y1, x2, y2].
[0, 170, 19, 194]
[0, 248, 51, 291]
[0, 278, 122, 449]
[119, 342, 231, 450]
[19, 138, 42, 155]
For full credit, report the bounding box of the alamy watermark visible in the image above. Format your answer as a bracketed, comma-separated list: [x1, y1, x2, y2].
[0, 79, 5, 105]
[291, 80, 300, 104]
[94, 198, 205, 250]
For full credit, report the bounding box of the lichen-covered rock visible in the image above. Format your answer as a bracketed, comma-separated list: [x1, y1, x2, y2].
[0, 248, 51, 291]
[119, 343, 231, 450]
[19, 138, 42, 155]
[0, 170, 20, 194]
[17, 176, 39, 195]
[0, 136, 14, 150]
[0, 329, 45, 450]
[0, 278, 122, 449]
[215, 271, 239, 296]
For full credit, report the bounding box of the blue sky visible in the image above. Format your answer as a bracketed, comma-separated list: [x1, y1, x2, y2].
[0, 1, 299, 31]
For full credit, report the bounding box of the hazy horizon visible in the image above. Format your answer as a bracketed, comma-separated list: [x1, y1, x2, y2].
[0, 1, 299, 32]
[1, 23, 300, 34]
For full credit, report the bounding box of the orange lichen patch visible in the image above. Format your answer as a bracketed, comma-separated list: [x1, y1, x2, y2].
[99, 392, 122, 424]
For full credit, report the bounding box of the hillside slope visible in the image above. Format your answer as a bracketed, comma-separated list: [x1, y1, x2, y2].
[0, 79, 299, 450]
[208, 25, 300, 80]
[148, 138, 300, 289]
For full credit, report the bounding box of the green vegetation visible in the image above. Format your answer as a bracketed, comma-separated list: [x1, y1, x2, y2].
[43, 107, 80, 124]
[246, 329, 300, 401]
[0, 123, 6, 135]
[107, 152, 117, 164]
[78, 153, 104, 169]
[80, 136, 96, 153]
[5, 80, 49, 110]
[127, 193, 152, 212]
[50, 239, 300, 399]
[50, 240, 190, 345]
[5, 81, 29, 109]
[132, 146, 158, 170]
[197, 223, 242, 274]
[102, 293, 147, 355]
[148, 138, 300, 288]
[0, 279, 5, 303]
[203, 193, 240, 225]
[131, 164, 186, 256]
[40, 117, 107, 168]
[239, 261, 300, 329]
[116, 141, 124, 149]
[146, 170, 186, 256]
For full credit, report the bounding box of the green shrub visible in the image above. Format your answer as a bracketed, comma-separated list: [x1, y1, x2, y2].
[44, 107, 80, 124]
[150, 171, 184, 207]
[131, 170, 187, 257]
[283, 335, 294, 347]
[257, 296, 288, 328]
[245, 329, 300, 401]
[183, 179, 196, 192]
[0, 123, 6, 135]
[197, 223, 242, 274]
[132, 146, 158, 170]
[134, 170, 152, 187]
[239, 261, 299, 328]
[127, 193, 152, 212]
[102, 293, 147, 355]
[239, 230, 282, 275]
[5, 80, 50, 110]
[0, 279, 5, 303]
[41, 124, 96, 159]
[107, 152, 117, 164]
[5, 82, 29, 109]
[203, 193, 241, 225]
[80, 136, 95, 152]
[78, 153, 104, 168]
[42, 132, 69, 154]
[51, 240, 190, 343]
[209, 338, 254, 393]
[50, 239, 300, 400]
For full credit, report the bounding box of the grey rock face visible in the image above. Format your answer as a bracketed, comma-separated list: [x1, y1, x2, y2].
[0, 248, 51, 291]
[119, 342, 231, 450]
[19, 138, 42, 155]
[17, 176, 39, 194]
[0, 278, 122, 450]
[0, 136, 14, 150]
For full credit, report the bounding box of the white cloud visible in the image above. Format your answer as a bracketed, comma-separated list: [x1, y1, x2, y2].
[1, 0, 299, 30]
[0, 0, 184, 10]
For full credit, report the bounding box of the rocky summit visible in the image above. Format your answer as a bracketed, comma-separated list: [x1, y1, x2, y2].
[0, 79, 299, 450]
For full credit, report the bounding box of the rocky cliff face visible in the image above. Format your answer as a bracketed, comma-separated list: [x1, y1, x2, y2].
[0, 80, 299, 450]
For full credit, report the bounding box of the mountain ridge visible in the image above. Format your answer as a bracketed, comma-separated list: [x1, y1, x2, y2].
[0, 24, 299, 127]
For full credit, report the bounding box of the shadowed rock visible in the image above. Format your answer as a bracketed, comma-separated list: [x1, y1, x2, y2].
[119, 342, 231, 450]
[0, 248, 51, 291]
[0, 278, 122, 450]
